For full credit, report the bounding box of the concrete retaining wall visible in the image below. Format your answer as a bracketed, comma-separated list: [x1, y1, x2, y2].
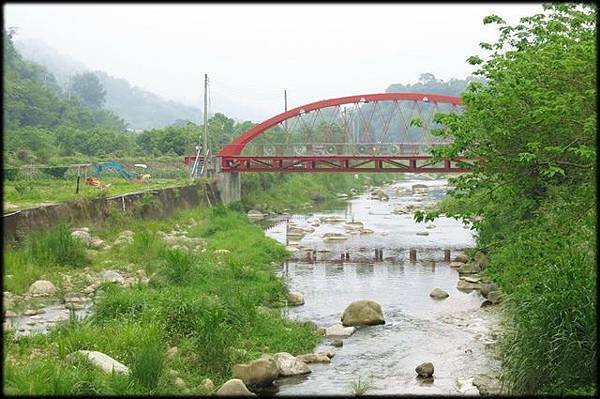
[3, 182, 220, 245]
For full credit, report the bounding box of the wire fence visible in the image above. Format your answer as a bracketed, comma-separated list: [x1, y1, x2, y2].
[4, 159, 190, 181]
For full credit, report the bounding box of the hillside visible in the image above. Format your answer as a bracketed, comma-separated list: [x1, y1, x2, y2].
[15, 37, 202, 130]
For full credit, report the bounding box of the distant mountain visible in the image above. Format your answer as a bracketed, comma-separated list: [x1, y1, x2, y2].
[14, 38, 203, 130]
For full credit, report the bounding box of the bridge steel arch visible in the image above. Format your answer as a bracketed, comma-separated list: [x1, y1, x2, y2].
[213, 92, 471, 173]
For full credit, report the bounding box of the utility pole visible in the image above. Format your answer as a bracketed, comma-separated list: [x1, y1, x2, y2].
[284, 89, 288, 113]
[202, 73, 209, 176]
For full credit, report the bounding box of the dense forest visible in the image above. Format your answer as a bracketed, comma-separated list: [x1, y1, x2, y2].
[14, 38, 203, 131]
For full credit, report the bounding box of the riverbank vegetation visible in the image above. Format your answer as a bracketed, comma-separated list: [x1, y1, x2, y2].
[416, 4, 596, 395]
[3, 205, 320, 395]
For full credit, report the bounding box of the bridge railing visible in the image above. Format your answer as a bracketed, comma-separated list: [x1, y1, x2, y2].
[243, 142, 452, 157]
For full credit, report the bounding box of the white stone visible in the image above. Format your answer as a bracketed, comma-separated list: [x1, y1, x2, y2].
[102, 270, 124, 284]
[325, 323, 356, 337]
[216, 379, 256, 396]
[74, 350, 129, 374]
[273, 352, 311, 376]
[287, 291, 305, 306]
[71, 230, 92, 246]
[28, 280, 57, 296]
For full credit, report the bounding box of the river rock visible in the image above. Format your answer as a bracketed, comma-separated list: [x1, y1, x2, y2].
[453, 253, 470, 263]
[232, 356, 279, 387]
[458, 263, 481, 275]
[5, 310, 17, 318]
[457, 280, 480, 291]
[273, 352, 311, 376]
[457, 377, 479, 394]
[472, 374, 501, 395]
[463, 275, 481, 283]
[71, 230, 92, 246]
[416, 231, 429, 236]
[214, 249, 231, 254]
[102, 270, 124, 284]
[412, 184, 428, 193]
[341, 300, 385, 326]
[89, 238, 105, 249]
[325, 323, 356, 337]
[480, 283, 499, 298]
[287, 291, 305, 306]
[429, 288, 449, 299]
[74, 350, 129, 374]
[216, 379, 256, 396]
[486, 291, 502, 304]
[247, 210, 265, 219]
[473, 251, 489, 269]
[415, 362, 434, 378]
[332, 338, 344, 347]
[322, 232, 349, 242]
[297, 353, 331, 364]
[449, 261, 465, 268]
[28, 280, 57, 296]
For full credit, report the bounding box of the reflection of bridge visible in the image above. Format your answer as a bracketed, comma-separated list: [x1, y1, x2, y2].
[213, 93, 473, 173]
[285, 247, 470, 264]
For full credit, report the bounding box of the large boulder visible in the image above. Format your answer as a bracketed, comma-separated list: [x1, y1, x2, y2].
[232, 356, 279, 387]
[429, 288, 449, 299]
[341, 300, 385, 326]
[273, 352, 311, 376]
[216, 379, 256, 396]
[325, 323, 356, 337]
[415, 362, 434, 378]
[28, 280, 57, 296]
[287, 291, 305, 306]
[74, 350, 129, 374]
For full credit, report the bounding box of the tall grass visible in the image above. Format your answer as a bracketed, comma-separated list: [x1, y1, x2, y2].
[27, 224, 89, 268]
[130, 329, 165, 391]
[475, 185, 597, 395]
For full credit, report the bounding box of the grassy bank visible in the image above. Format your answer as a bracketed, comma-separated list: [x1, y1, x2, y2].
[240, 172, 403, 214]
[3, 205, 320, 395]
[3, 176, 190, 213]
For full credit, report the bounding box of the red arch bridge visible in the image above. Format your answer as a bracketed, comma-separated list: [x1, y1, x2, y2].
[185, 92, 474, 173]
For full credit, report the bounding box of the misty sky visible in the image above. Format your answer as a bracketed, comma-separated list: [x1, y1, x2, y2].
[4, 3, 543, 121]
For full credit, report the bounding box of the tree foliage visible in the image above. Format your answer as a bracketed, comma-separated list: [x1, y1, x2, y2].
[71, 72, 106, 109]
[415, 4, 596, 394]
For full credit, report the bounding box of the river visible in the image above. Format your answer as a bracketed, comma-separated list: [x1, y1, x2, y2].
[265, 176, 501, 395]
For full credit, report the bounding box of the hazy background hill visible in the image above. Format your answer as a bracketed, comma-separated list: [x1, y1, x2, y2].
[15, 37, 203, 130]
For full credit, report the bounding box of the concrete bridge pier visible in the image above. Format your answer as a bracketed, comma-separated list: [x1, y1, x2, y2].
[215, 171, 241, 204]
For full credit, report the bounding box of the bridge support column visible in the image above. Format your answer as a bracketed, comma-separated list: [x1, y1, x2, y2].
[215, 172, 241, 204]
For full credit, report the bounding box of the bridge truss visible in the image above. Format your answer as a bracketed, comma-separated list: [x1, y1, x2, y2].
[192, 93, 473, 173]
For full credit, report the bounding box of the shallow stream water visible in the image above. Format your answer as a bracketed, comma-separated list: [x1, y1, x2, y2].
[265, 177, 501, 395]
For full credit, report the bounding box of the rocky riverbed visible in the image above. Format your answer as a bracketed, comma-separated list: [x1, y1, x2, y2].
[259, 176, 503, 396]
